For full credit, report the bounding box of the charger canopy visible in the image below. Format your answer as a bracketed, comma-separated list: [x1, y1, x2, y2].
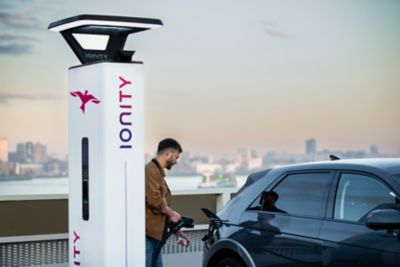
[48, 14, 163, 64]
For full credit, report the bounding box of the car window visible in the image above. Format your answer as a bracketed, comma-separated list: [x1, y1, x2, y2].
[334, 173, 397, 222]
[235, 169, 271, 196]
[249, 172, 332, 218]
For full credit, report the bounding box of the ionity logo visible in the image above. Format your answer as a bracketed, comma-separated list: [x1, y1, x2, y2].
[70, 90, 101, 114]
[72, 230, 81, 266]
[118, 76, 133, 149]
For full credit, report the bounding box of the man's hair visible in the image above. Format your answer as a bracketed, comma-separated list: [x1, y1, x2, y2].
[262, 191, 279, 201]
[157, 138, 183, 154]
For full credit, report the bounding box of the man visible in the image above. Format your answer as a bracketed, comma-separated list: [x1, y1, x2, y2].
[260, 191, 287, 213]
[145, 138, 191, 267]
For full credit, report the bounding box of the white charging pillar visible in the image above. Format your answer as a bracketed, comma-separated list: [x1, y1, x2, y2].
[48, 15, 163, 266]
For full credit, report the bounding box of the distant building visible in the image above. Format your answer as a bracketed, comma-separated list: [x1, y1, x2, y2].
[8, 152, 19, 163]
[15, 142, 46, 163]
[236, 148, 263, 171]
[16, 143, 26, 163]
[208, 154, 214, 164]
[237, 148, 253, 162]
[18, 163, 44, 176]
[305, 138, 317, 156]
[0, 161, 9, 176]
[370, 144, 379, 155]
[196, 163, 222, 174]
[247, 157, 263, 170]
[26, 142, 34, 163]
[0, 138, 8, 162]
[44, 158, 68, 176]
[34, 142, 48, 163]
[263, 151, 277, 166]
[224, 163, 239, 173]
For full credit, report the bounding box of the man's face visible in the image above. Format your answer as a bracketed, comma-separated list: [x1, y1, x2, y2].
[165, 149, 180, 170]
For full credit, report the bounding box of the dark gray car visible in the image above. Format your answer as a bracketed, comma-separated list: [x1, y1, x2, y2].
[202, 158, 400, 267]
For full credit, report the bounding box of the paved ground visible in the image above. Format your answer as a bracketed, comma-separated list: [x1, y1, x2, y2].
[38, 252, 203, 267]
[163, 252, 203, 267]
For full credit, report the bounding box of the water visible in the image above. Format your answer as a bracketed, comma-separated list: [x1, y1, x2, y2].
[0, 176, 248, 198]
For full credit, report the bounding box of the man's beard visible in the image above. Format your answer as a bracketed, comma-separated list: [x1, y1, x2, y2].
[166, 161, 174, 170]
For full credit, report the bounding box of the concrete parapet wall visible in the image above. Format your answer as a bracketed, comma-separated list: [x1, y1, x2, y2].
[0, 188, 237, 237]
[0, 200, 68, 237]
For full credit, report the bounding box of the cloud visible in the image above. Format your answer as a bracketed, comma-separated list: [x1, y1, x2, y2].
[0, 11, 41, 29]
[258, 20, 290, 39]
[0, 7, 45, 56]
[0, 0, 14, 9]
[0, 34, 37, 55]
[264, 29, 290, 39]
[0, 43, 31, 54]
[0, 91, 64, 103]
[0, 34, 37, 42]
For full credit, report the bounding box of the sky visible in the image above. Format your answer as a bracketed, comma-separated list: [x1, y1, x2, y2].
[0, 0, 399, 158]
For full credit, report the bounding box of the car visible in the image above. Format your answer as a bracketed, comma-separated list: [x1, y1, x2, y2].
[202, 158, 400, 267]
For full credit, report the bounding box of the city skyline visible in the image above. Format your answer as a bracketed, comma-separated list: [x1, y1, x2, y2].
[1, 0, 399, 157]
[0, 136, 396, 160]
[0, 136, 397, 178]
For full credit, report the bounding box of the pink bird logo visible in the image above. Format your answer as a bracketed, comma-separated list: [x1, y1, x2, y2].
[70, 90, 101, 114]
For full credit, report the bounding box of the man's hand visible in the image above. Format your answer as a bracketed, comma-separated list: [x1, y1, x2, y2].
[169, 210, 182, 224]
[176, 231, 191, 247]
[162, 207, 182, 223]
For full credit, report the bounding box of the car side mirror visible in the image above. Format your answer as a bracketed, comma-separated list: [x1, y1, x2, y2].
[365, 208, 400, 230]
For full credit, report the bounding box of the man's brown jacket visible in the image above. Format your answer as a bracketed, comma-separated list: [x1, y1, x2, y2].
[145, 159, 172, 241]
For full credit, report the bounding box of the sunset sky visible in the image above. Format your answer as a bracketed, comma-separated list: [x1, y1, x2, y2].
[0, 0, 399, 158]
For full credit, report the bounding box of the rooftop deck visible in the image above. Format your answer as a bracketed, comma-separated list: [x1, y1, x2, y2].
[0, 187, 238, 266]
[1, 231, 205, 267]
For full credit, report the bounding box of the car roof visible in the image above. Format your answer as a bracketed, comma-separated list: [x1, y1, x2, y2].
[272, 158, 400, 176]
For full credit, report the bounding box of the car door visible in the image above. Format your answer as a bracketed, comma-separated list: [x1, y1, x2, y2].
[234, 171, 333, 267]
[319, 172, 400, 267]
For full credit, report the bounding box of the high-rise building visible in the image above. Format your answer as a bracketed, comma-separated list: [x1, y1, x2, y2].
[17, 143, 26, 162]
[305, 138, 317, 156]
[34, 142, 48, 163]
[26, 142, 34, 163]
[0, 138, 8, 162]
[16, 142, 38, 163]
[8, 152, 18, 163]
[237, 148, 262, 170]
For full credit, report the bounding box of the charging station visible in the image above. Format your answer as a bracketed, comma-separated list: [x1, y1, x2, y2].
[48, 14, 163, 266]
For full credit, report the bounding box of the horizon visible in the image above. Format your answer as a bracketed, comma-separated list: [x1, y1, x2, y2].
[1, 137, 397, 160]
[1, 0, 399, 157]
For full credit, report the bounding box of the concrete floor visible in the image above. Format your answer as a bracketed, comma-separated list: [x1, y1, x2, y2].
[163, 252, 203, 267]
[38, 252, 203, 267]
